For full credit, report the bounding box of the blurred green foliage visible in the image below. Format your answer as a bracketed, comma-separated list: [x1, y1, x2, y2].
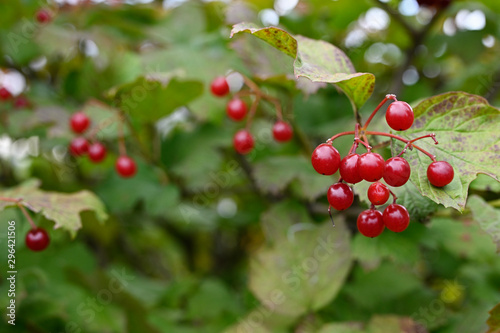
[0, 0, 500, 333]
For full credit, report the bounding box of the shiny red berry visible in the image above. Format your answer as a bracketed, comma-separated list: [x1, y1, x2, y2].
[0, 87, 12, 100]
[116, 156, 137, 178]
[383, 204, 410, 233]
[26, 228, 50, 251]
[386, 101, 414, 131]
[357, 209, 385, 238]
[233, 129, 254, 154]
[272, 121, 293, 142]
[339, 154, 363, 184]
[383, 157, 411, 187]
[70, 112, 90, 134]
[88, 143, 107, 163]
[327, 183, 354, 211]
[36, 9, 51, 24]
[210, 76, 230, 97]
[427, 161, 454, 187]
[69, 137, 89, 156]
[311, 144, 340, 175]
[367, 182, 390, 205]
[226, 99, 247, 121]
[357, 152, 385, 182]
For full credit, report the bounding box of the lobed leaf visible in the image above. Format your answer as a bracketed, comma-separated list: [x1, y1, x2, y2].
[230, 23, 375, 110]
[393, 92, 500, 211]
[0, 179, 108, 237]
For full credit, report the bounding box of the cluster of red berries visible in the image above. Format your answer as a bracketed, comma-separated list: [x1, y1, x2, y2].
[69, 111, 137, 178]
[312, 98, 455, 238]
[210, 76, 293, 154]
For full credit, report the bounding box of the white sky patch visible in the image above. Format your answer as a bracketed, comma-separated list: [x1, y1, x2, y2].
[217, 198, 237, 218]
[482, 35, 495, 48]
[399, 0, 419, 16]
[402, 67, 419, 85]
[259, 8, 280, 26]
[274, 0, 299, 16]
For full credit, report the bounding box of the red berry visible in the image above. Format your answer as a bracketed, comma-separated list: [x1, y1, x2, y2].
[88, 142, 107, 163]
[386, 101, 414, 131]
[0, 87, 12, 100]
[383, 157, 411, 187]
[14, 96, 30, 109]
[116, 156, 137, 178]
[339, 154, 363, 184]
[357, 209, 385, 238]
[70, 112, 91, 134]
[226, 99, 247, 121]
[427, 161, 454, 187]
[233, 129, 254, 154]
[69, 137, 89, 156]
[357, 152, 385, 182]
[383, 204, 410, 233]
[210, 76, 230, 97]
[36, 9, 51, 24]
[26, 228, 50, 251]
[311, 144, 341, 175]
[327, 183, 354, 211]
[272, 121, 293, 142]
[367, 182, 390, 205]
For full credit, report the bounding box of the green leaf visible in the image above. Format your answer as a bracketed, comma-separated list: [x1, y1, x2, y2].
[230, 23, 375, 110]
[487, 303, 500, 333]
[0, 179, 107, 237]
[468, 195, 500, 253]
[79, 99, 129, 140]
[395, 92, 500, 211]
[249, 206, 352, 316]
[253, 156, 331, 201]
[111, 74, 203, 123]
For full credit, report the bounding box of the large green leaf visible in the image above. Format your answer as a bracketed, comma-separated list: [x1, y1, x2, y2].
[230, 23, 375, 110]
[253, 155, 331, 201]
[111, 74, 203, 123]
[394, 92, 500, 211]
[468, 195, 500, 253]
[0, 179, 107, 237]
[249, 203, 352, 316]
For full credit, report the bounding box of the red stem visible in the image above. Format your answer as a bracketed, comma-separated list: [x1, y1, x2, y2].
[327, 130, 437, 162]
[362, 94, 398, 130]
[245, 95, 261, 130]
[0, 197, 38, 229]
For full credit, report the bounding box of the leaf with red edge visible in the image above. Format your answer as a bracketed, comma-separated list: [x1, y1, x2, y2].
[230, 23, 375, 110]
[392, 92, 500, 211]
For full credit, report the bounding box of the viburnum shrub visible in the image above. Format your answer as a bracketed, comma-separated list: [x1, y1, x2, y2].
[210, 75, 293, 154]
[312, 94, 454, 237]
[68, 110, 137, 178]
